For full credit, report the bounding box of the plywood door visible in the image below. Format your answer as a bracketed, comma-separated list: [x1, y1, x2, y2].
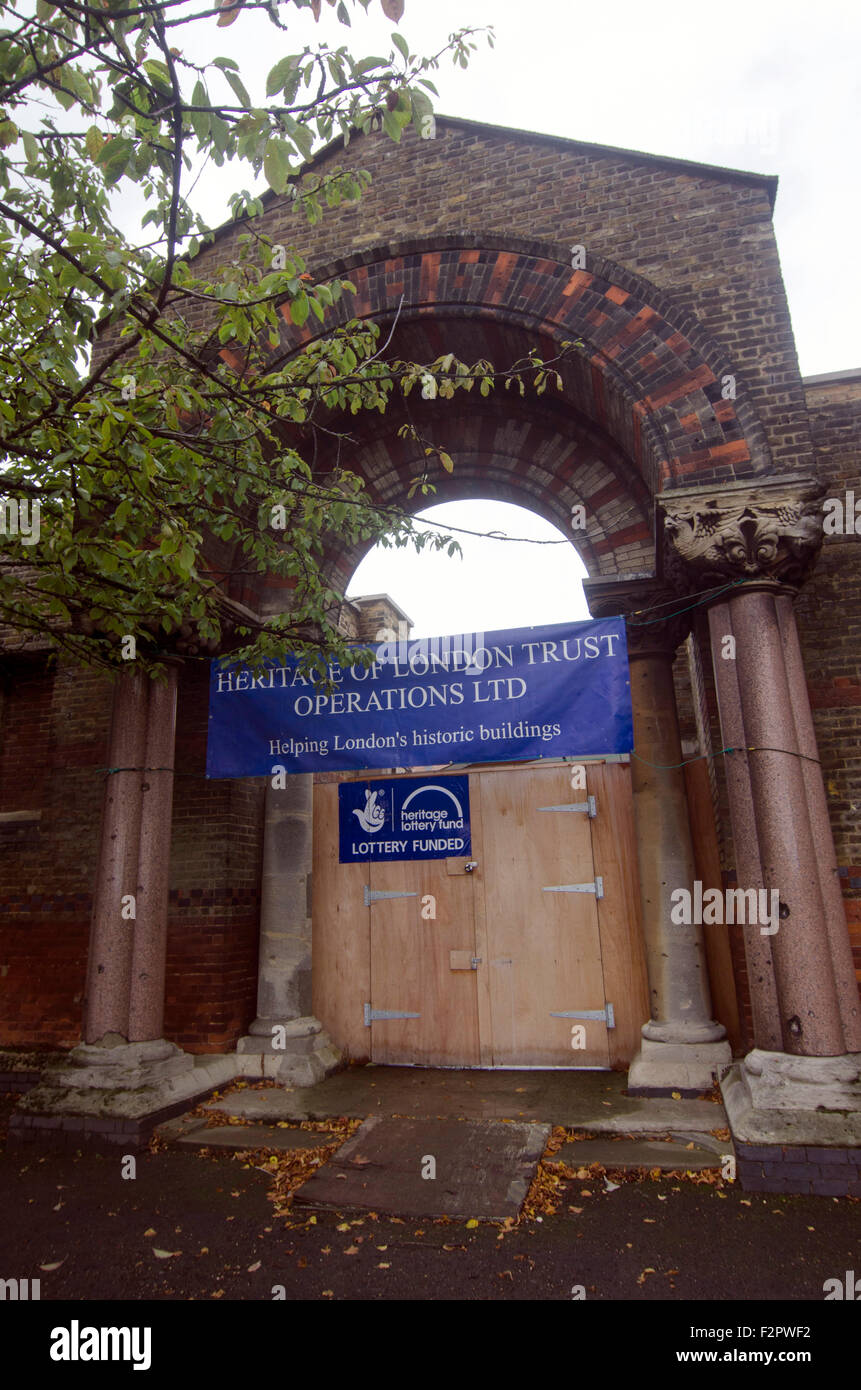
[478, 765, 610, 1066]
[367, 856, 481, 1066]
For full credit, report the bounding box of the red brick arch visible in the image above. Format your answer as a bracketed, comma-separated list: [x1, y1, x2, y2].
[224, 234, 775, 607]
[263, 234, 772, 493]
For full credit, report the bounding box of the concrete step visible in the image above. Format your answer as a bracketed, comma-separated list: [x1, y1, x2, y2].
[556, 1136, 728, 1172]
[157, 1113, 339, 1152]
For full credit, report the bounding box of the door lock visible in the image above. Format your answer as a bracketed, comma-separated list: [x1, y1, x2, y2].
[464, 860, 479, 873]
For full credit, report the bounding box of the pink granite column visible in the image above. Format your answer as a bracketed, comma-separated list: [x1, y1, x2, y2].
[726, 585, 845, 1055]
[83, 668, 148, 1043]
[128, 665, 179, 1043]
[707, 599, 783, 1051]
[775, 593, 861, 1051]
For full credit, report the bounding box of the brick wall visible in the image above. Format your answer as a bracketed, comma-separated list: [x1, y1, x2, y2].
[0, 657, 265, 1053]
[795, 372, 861, 990]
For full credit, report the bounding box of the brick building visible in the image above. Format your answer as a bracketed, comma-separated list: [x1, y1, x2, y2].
[1, 119, 859, 1192]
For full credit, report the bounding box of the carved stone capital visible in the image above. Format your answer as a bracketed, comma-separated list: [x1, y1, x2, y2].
[583, 573, 691, 659]
[657, 475, 825, 592]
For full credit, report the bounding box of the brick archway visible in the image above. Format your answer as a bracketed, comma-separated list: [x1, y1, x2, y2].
[227, 236, 773, 612]
[262, 233, 772, 493]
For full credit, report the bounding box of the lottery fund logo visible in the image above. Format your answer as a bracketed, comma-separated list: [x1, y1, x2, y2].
[353, 787, 388, 834]
[399, 783, 465, 835]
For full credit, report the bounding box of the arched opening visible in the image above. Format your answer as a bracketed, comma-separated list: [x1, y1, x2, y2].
[347, 498, 590, 636]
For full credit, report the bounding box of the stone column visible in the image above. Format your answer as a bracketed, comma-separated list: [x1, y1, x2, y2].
[776, 593, 861, 1052]
[585, 575, 729, 1093]
[128, 664, 179, 1042]
[707, 596, 783, 1050]
[84, 668, 148, 1044]
[237, 774, 341, 1084]
[658, 476, 861, 1139]
[66, 664, 194, 1097]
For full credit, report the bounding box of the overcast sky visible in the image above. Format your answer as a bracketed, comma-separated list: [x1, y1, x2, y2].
[155, 1, 861, 634]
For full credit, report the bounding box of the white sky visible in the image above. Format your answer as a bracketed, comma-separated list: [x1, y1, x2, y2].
[87, 0, 861, 633]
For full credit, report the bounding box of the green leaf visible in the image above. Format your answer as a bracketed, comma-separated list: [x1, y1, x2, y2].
[22, 130, 39, 165]
[84, 125, 104, 159]
[96, 136, 134, 186]
[222, 68, 252, 108]
[392, 33, 409, 62]
[143, 59, 172, 91]
[266, 56, 297, 98]
[263, 137, 291, 193]
[382, 108, 402, 142]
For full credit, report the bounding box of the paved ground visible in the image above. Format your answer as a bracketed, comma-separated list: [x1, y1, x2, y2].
[1, 1137, 859, 1303]
[200, 1064, 724, 1132]
[291, 1116, 551, 1218]
[1, 1072, 859, 1307]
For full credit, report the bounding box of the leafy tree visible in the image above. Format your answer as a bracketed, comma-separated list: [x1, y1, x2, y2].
[0, 0, 564, 676]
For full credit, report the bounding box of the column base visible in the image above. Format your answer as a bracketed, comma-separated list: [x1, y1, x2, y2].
[7, 1037, 238, 1149]
[627, 1037, 732, 1095]
[722, 1049, 861, 1145]
[722, 1051, 861, 1196]
[236, 1015, 342, 1087]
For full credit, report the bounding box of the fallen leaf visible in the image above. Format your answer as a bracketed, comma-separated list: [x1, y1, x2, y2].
[465, 1219, 479, 1229]
[568, 1206, 583, 1214]
[350, 1155, 371, 1167]
[247, 1261, 261, 1273]
[344, 1245, 360, 1255]
[152, 1249, 181, 1259]
[378, 1262, 390, 1269]
[144, 1228, 156, 1237]
[210, 1289, 225, 1299]
[643, 1218, 655, 1224]
[336, 1223, 351, 1232]
[636, 1267, 656, 1285]
[322, 1290, 333, 1298]
[604, 1178, 620, 1192]
[671, 1091, 682, 1100]
[38, 1259, 66, 1272]
[377, 1245, 388, 1251]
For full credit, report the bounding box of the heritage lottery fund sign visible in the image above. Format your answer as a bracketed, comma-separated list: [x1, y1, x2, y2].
[338, 775, 471, 863]
[205, 617, 633, 778]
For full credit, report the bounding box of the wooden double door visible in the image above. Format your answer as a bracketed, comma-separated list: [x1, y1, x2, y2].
[312, 761, 649, 1069]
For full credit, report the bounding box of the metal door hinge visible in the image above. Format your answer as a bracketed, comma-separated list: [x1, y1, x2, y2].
[364, 885, 419, 906]
[538, 795, 597, 817]
[364, 1003, 421, 1026]
[543, 876, 603, 898]
[550, 1002, 616, 1029]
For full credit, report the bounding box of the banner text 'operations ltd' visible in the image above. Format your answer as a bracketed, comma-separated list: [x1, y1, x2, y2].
[205, 618, 633, 778]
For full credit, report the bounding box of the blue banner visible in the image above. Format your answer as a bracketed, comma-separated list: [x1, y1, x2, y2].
[338, 775, 471, 863]
[205, 617, 633, 778]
